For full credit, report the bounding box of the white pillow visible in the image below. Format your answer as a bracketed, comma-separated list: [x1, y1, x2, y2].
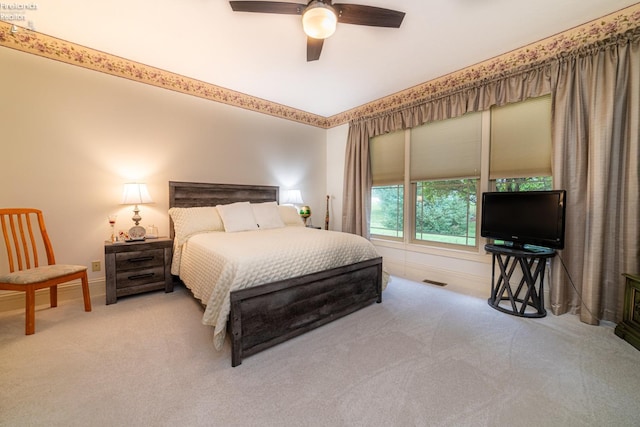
[278, 205, 304, 227]
[252, 201, 285, 230]
[168, 206, 224, 245]
[217, 202, 259, 232]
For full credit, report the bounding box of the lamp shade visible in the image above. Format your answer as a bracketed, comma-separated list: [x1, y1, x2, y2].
[302, 1, 337, 39]
[281, 189, 304, 205]
[121, 183, 153, 205]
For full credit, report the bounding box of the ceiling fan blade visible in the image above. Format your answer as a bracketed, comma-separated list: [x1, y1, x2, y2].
[333, 4, 405, 28]
[307, 37, 324, 62]
[229, 1, 305, 15]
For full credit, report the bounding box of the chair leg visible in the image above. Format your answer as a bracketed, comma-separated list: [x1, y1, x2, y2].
[25, 287, 36, 335]
[50, 284, 58, 308]
[81, 272, 92, 312]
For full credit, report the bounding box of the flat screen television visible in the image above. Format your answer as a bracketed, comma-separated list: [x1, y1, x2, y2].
[480, 190, 567, 250]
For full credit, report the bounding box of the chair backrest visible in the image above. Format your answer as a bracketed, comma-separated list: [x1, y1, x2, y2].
[0, 208, 56, 273]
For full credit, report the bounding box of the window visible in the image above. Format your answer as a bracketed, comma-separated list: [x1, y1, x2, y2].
[369, 95, 553, 249]
[415, 179, 477, 246]
[494, 177, 552, 192]
[371, 185, 403, 238]
[490, 95, 552, 191]
[370, 130, 404, 239]
[410, 112, 482, 248]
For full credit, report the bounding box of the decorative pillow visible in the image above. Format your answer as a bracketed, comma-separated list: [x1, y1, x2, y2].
[278, 205, 304, 227]
[168, 206, 224, 245]
[217, 202, 259, 232]
[252, 201, 285, 229]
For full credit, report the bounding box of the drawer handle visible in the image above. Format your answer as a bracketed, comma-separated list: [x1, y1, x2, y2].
[128, 256, 154, 263]
[127, 273, 155, 280]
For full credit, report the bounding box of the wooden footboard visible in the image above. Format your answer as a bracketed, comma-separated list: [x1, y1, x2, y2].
[229, 257, 383, 367]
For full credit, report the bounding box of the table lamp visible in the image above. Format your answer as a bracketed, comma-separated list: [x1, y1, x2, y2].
[281, 189, 311, 225]
[281, 189, 303, 206]
[121, 183, 153, 240]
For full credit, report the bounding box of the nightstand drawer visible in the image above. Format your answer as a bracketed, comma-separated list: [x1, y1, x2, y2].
[116, 266, 165, 289]
[115, 249, 164, 271]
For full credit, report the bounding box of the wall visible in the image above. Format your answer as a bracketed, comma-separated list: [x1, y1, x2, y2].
[325, 124, 348, 232]
[0, 47, 326, 306]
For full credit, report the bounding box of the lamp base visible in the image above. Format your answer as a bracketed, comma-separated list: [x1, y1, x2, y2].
[127, 225, 146, 241]
[299, 205, 311, 225]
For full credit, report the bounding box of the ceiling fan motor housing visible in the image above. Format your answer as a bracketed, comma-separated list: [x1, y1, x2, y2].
[302, 1, 337, 39]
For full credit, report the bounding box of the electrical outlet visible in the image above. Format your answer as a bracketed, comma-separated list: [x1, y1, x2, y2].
[91, 261, 101, 272]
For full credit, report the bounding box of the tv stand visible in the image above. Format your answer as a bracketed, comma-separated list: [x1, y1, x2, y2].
[485, 244, 556, 318]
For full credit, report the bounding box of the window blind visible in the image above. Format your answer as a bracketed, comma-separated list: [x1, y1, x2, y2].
[490, 95, 552, 179]
[410, 112, 482, 181]
[370, 130, 405, 186]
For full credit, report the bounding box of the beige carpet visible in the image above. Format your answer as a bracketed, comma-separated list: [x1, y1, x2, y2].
[1, 276, 639, 426]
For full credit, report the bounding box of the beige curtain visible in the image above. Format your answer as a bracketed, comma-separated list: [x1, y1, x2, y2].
[342, 123, 373, 237]
[550, 30, 640, 324]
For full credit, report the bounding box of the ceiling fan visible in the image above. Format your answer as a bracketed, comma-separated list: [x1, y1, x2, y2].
[229, 1, 405, 61]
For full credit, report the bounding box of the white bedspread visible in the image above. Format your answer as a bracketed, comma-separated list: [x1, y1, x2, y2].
[178, 227, 384, 349]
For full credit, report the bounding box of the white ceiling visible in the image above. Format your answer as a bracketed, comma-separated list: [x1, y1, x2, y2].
[25, 0, 639, 117]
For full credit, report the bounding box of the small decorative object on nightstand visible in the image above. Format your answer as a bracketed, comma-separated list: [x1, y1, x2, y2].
[615, 273, 640, 351]
[104, 237, 173, 304]
[107, 214, 117, 243]
[145, 224, 158, 239]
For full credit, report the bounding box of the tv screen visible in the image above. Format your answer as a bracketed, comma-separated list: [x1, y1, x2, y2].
[481, 190, 566, 250]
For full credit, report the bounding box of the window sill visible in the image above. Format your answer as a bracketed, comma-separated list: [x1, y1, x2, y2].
[371, 237, 492, 264]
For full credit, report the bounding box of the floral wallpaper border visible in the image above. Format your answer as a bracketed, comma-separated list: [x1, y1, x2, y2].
[327, 3, 640, 126]
[1, 3, 639, 129]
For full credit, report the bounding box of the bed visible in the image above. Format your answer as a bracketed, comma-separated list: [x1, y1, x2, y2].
[168, 181, 384, 366]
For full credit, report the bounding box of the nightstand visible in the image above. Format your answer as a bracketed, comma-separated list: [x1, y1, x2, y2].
[615, 273, 640, 351]
[104, 237, 173, 304]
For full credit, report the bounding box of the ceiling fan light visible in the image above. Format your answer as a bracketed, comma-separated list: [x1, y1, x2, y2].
[302, 2, 337, 39]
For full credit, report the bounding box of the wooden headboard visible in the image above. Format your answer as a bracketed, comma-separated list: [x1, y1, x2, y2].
[168, 181, 279, 238]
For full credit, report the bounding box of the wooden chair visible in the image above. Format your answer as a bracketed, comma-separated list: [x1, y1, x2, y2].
[0, 208, 91, 334]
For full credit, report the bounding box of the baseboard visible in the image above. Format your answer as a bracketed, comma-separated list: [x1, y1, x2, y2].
[0, 278, 105, 312]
